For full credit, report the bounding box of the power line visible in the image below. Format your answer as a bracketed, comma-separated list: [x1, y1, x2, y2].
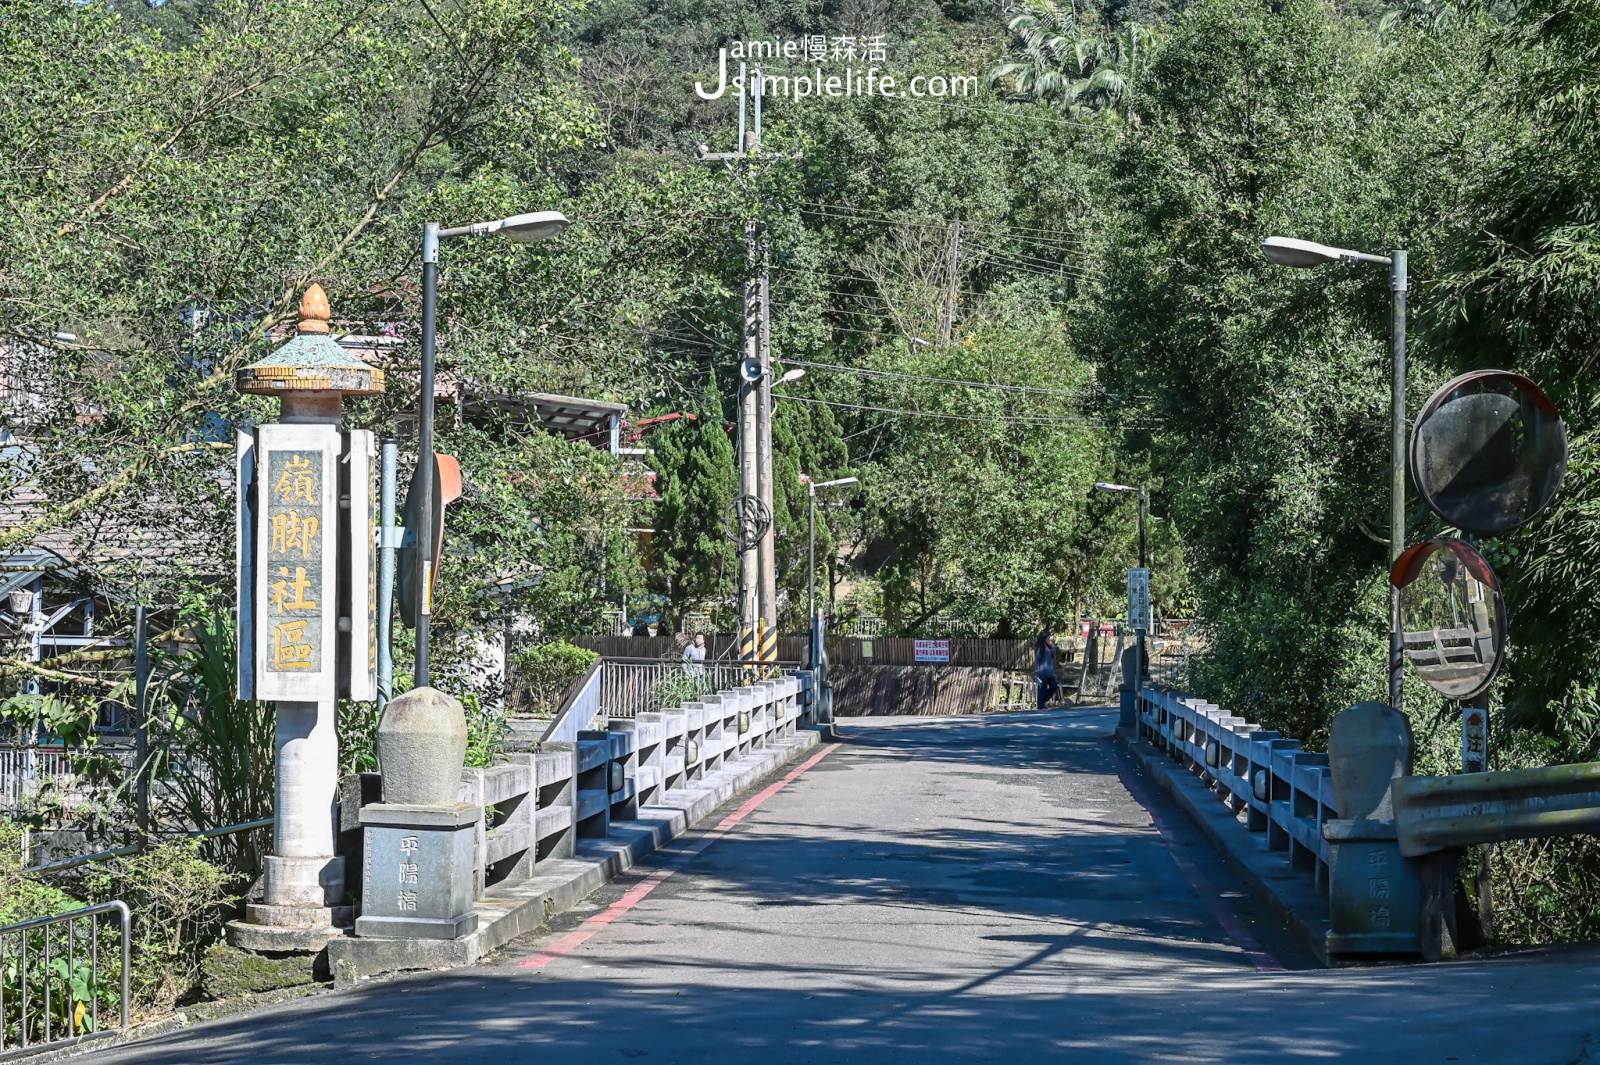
[782, 272, 1077, 305]
[781, 357, 1153, 402]
[776, 392, 1158, 428]
[799, 201, 1093, 248]
[962, 237, 1093, 276]
[962, 245, 1099, 283]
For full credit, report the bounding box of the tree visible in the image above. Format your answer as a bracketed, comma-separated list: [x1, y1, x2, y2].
[1087, 0, 1491, 739]
[988, 0, 1157, 121]
[0, 0, 594, 601]
[649, 388, 737, 628]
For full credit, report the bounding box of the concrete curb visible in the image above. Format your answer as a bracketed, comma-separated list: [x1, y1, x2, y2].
[10, 984, 334, 1064]
[1115, 729, 1332, 965]
[326, 726, 825, 984]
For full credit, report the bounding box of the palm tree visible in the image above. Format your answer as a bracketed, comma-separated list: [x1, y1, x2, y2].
[1076, 21, 1156, 119]
[988, 0, 1095, 107]
[987, 0, 1156, 123]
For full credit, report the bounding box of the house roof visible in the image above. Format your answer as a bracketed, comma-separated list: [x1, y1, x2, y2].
[462, 390, 628, 448]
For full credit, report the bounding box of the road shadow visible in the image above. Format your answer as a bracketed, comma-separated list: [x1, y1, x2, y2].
[93, 944, 1600, 1064]
[90, 708, 1600, 1064]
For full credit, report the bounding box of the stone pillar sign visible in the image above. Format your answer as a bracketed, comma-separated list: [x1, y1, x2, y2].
[228, 285, 384, 953]
[1323, 701, 1422, 957]
[355, 686, 478, 940]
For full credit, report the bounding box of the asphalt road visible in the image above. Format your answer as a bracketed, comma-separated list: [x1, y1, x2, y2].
[89, 709, 1600, 1064]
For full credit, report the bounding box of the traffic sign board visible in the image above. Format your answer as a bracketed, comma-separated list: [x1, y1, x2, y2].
[1128, 568, 1151, 632]
[397, 453, 461, 629]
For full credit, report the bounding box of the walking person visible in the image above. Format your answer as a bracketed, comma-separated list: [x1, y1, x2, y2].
[682, 632, 707, 689]
[1035, 631, 1061, 710]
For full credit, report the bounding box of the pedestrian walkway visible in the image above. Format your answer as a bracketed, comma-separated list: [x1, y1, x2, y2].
[92, 710, 1600, 1064]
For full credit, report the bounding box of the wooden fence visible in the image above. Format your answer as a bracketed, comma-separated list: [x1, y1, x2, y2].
[568, 635, 1038, 670]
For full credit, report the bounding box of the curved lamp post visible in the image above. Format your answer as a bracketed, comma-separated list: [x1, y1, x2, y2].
[799, 474, 858, 669]
[1261, 235, 1407, 711]
[415, 211, 568, 688]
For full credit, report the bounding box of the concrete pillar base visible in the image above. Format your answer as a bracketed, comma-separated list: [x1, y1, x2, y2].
[264, 853, 345, 908]
[225, 853, 349, 953]
[225, 917, 348, 954]
[244, 901, 353, 930]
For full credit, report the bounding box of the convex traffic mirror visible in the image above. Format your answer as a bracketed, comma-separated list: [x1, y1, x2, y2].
[1410, 370, 1567, 536]
[1390, 538, 1506, 700]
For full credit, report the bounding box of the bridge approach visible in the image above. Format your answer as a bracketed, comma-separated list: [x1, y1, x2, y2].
[84, 709, 1600, 1064]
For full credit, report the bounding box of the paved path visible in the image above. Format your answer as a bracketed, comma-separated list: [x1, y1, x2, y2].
[95, 710, 1600, 1063]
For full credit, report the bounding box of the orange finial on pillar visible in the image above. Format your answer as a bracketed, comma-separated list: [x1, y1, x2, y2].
[299, 284, 332, 334]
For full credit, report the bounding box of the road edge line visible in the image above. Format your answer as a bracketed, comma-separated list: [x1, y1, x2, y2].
[515, 742, 841, 969]
[1111, 739, 1286, 972]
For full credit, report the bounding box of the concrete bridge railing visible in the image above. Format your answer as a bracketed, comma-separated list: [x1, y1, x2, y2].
[329, 672, 816, 981]
[1137, 684, 1600, 962]
[456, 674, 811, 894]
[1137, 686, 1336, 884]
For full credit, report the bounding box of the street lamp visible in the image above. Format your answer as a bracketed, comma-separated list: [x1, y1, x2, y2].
[800, 475, 858, 664]
[1261, 235, 1407, 711]
[1093, 482, 1146, 570]
[1094, 482, 1148, 685]
[415, 210, 569, 688]
[777, 368, 806, 385]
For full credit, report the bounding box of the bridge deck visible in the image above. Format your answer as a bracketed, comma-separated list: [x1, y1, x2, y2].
[95, 709, 1600, 1063]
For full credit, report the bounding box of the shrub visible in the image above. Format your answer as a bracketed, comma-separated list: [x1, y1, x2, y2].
[82, 839, 236, 1014]
[462, 692, 510, 769]
[0, 818, 78, 926]
[511, 641, 598, 715]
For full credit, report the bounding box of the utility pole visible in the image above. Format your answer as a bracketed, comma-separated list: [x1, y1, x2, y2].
[750, 68, 779, 670]
[757, 227, 776, 650]
[941, 219, 962, 348]
[698, 64, 798, 676]
[739, 212, 761, 672]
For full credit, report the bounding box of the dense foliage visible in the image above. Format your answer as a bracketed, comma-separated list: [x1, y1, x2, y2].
[9, 0, 1600, 947]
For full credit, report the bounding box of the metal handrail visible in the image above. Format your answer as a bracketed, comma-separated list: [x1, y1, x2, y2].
[22, 818, 274, 876]
[0, 901, 130, 1058]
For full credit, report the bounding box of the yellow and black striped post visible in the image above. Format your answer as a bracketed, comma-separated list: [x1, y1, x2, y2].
[758, 619, 778, 678]
[739, 623, 758, 685]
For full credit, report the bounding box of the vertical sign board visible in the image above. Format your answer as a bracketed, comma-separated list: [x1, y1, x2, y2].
[254, 423, 340, 702]
[913, 639, 951, 663]
[1128, 567, 1151, 633]
[341, 430, 377, 701]
[236, 429, 257, 701]
[1463, 705, 1489, 774]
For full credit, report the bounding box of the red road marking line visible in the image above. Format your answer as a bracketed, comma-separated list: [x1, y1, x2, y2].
[1114, 755, 1286, 973]
[516, 742, 840, 969]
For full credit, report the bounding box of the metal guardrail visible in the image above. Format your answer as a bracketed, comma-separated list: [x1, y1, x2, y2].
[600, 659, 702, 720]
[22, 818, 275, 876]
[1393, 762, 1600, 857]
[542, 658, 790, 742]
[599, 659, 783, 721]
[1, 747, 76, 811]
[1139, 686, 1336, 882]
[0, 901, 130, 1059]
